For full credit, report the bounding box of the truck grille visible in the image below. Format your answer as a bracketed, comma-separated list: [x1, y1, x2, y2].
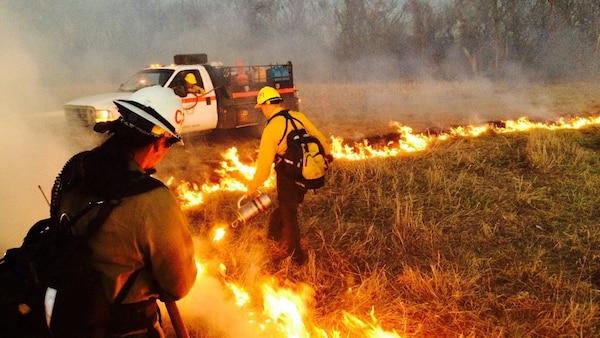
[64, 105, 96, 126]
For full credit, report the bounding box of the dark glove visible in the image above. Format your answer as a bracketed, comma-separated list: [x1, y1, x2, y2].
[325, 154, 334, 164]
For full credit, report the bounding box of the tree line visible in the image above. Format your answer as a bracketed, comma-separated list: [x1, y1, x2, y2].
[9, 0, 600, 82]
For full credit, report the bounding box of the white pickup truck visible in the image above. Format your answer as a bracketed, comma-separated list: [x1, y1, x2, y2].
[64, 53, 299, 136]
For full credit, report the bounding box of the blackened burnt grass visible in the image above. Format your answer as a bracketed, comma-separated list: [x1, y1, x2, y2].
[179, 126, 600, 337]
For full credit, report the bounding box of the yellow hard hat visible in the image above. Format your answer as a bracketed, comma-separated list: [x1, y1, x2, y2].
[255, 86, 282, 108]
[184, 73, 197, 85]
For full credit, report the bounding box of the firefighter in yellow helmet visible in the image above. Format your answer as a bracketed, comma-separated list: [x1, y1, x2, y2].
[51, 86, 196, 337]
[184, 73, 206, 95]
[246, 86, 332, 265]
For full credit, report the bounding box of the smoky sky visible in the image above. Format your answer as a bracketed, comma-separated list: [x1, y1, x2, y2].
[2, 0, 596, 113]
[1, 1, 341, 99]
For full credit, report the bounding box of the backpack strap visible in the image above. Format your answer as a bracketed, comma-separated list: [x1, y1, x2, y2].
[267, 110, 305, 146]
[62, 176, 164, 304]
[113, 269, 143, 305]
[285, 111, 303, 132]
[85, 176, 164, 303]
[67, 176, 164, 237]
[266, 109, 288, 125]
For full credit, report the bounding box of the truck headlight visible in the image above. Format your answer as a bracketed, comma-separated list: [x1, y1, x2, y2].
[95, 110, 113, 123]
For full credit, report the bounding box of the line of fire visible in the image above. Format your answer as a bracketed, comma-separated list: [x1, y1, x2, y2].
[164, 114, 600, 337]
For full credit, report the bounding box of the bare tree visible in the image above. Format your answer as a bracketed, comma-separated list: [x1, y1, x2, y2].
[334, 0, 403, 61]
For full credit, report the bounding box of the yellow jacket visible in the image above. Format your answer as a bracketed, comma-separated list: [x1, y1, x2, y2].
[249, 108, 331, 191]
[188, 84, 205, 95]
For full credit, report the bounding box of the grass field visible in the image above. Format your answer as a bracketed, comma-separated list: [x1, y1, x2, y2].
[154, 81, 600, 337]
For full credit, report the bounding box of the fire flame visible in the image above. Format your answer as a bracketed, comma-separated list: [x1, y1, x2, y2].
[330, 115, 600, 161]
[170, 115, 600, 209]
[173, 115, 600, 336]
[342, 308, 402, 338]
[188, 261, 402, 338]
[167, 147, 275, 209]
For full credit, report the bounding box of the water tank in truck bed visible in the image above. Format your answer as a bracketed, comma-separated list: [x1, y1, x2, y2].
[174, 53, 208, 65]
[267, 65, 292, 88]
[267, 66, 290, 82]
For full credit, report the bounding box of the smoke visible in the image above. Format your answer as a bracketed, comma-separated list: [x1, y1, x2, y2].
[0, 6, 79, 254]
[0, 0, 328, 255]
[1, 3, 595, 336]
[0, 0, 574, 254]
[0, 0, 592, 262]
[364, 78, 555, 130]
[172, 233, 283, 337]
[175, 274, 260, 337]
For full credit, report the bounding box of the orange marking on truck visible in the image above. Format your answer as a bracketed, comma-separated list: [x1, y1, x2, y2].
[231, 87, 294, 99]
[180, 95, 215, 104]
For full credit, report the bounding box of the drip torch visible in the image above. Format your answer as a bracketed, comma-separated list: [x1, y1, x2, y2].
[231, 191, 271, 228]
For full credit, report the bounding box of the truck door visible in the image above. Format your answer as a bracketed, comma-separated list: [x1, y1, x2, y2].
[170, 69, 218, 133]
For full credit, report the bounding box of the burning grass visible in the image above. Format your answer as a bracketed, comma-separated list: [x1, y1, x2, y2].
[146, 81, 600, 336]
[154, 119, 600, 337]
[299, 80, 600, 140]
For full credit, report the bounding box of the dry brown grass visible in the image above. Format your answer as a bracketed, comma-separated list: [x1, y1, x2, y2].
[299, 80, 600, 141]
[155, 81, 600, 337]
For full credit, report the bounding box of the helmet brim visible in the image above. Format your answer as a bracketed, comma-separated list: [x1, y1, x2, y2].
[114, 99, 182, 141]
[254, 97, 282, 109]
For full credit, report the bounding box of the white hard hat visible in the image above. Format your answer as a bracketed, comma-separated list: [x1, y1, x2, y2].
[114, 86, 184, 142]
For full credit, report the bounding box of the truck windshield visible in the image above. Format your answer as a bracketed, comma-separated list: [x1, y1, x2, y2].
[119, 69, 175, 92]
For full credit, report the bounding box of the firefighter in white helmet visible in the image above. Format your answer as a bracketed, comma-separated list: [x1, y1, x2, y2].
[109, 85, 186, 142]
[51, 85, 196, 337]
[246, 86, 333, 265]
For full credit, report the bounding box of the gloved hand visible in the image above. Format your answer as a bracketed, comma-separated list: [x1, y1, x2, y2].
[325, 154, 334, 164]
[245, 186, 257, 200]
